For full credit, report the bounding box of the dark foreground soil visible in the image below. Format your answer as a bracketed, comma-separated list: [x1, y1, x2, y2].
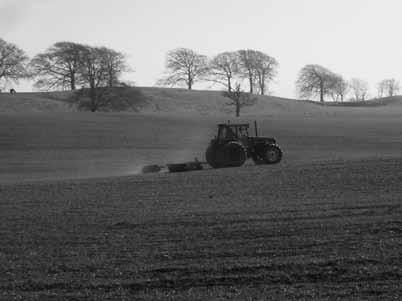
[1, 158, 401, 300]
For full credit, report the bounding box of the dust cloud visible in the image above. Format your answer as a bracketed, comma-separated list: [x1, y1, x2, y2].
[125, 125, 213, 175]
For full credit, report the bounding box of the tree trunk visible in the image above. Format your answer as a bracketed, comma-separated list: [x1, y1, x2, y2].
[258, 73, 265, 95]
[248, 70, 253, 94]
[89, 80, 97, 112]
[249, 76, 253, 94]
[108, 70, 114, 87]
[70, 74, 76, 90]
[227, 77, 232, 92]
[236, 102, 240, 117]
[319, 81, 324, 102]
[187, 69, 193, 90]
[90, 89, 96, 112]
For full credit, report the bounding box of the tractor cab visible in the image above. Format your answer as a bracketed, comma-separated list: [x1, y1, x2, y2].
[217, 123, 250, 141]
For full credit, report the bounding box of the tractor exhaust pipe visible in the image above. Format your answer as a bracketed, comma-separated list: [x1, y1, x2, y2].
[254, 120, 258, 137]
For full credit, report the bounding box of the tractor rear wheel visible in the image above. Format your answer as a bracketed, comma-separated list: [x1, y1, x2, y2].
[222, 142, 247, 167]
[206, 142, 247, 168]
[262, 145, 282, 164]
[206, 144, 222, 168]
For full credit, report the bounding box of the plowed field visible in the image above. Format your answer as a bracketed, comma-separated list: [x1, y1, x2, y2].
[0, 109, 401, 299]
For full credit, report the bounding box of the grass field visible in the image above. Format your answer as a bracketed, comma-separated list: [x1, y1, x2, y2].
[0, 88, 401, 299]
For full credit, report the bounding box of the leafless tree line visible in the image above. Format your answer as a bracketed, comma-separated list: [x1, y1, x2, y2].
[296, 65, 347, 102]
[296, 64, 400, 102]
[0, 39, 130, 111]
[1, 38, 401, 106]
[30, 42, 131, 111]
[158, 48, 278, 96]
[376, 78, 400, 98]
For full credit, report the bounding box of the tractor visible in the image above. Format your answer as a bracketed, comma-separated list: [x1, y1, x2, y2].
[205, 121, 282, 168]
[141, 121, 282, 174]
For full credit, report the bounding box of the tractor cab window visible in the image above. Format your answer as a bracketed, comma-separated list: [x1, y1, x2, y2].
[219, 126, 236, 140]
[238, 126, 249, 137]
[218, 127, 226, 140]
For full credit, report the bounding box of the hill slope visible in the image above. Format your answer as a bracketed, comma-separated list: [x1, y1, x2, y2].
[2, 87, 402, 116]
[0, 91, 75, 112]
[133, 87, 402, 116]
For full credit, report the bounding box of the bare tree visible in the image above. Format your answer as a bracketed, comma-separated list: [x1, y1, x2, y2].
[237, 49, 256, 93]
[30, 41, 87, 90]
[253, 51, 278, 95]
[0, 38, 29, 84]
[78, 46, 130, 111]
[208, 51, 239, 92]
[222, 84, 257, 117]
[329, 75, 348, 102]
[158, 48, 208, 90]
[99, 47, 130, 87]
[377, 81, 385, 98]
[296, 64, 337, 102]
[236, 49, 279, 95]
[377, 78, 399, 97]
[349, 78, 369, 101]
[385, 78, 399, 96]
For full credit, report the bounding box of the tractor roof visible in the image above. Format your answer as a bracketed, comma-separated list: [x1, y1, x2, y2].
[218, 123, 249, 128]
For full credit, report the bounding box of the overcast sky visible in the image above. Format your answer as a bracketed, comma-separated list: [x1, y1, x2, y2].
[2, 0, 402, 98]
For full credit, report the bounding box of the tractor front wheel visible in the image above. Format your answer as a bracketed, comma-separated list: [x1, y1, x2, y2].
[263, 145, 282, 164]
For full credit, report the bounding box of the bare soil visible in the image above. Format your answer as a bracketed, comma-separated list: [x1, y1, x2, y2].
[0, 159, 401, 300]
[0, 96, 401, 299]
